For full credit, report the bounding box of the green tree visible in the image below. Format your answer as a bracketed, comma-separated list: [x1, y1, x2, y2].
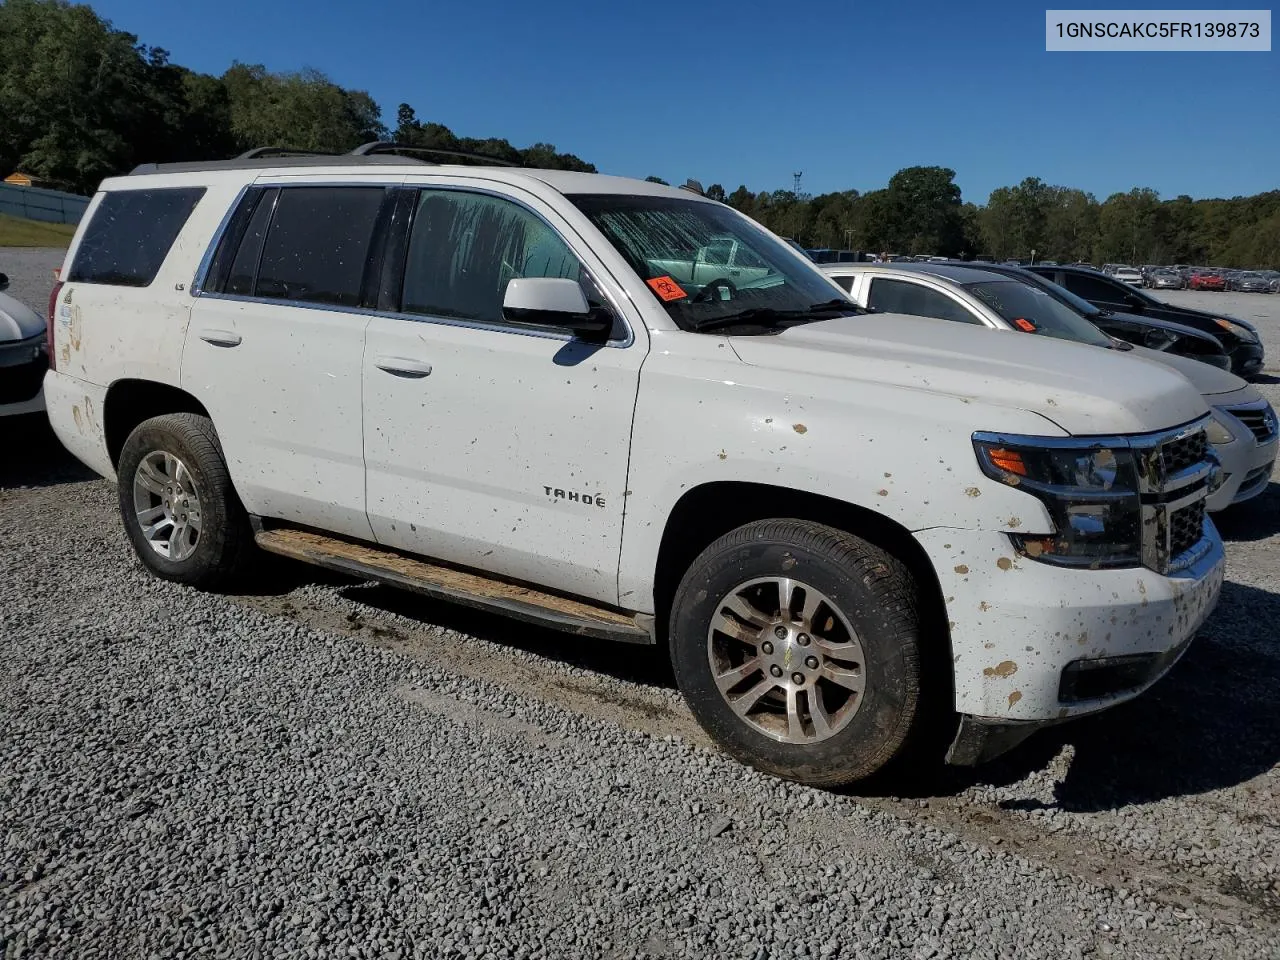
[882, 166, 965, 255]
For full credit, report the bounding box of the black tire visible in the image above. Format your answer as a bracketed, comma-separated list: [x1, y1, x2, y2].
[117, 413, 253, 590]
[669, 519, 924, 787]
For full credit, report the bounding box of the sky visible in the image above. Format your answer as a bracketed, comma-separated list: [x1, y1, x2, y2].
[90, 0, 1278, 204]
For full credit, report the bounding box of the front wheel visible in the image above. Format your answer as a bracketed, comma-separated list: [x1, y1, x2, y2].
[117, 413, 254, 589]
[669, 519, 925, 787]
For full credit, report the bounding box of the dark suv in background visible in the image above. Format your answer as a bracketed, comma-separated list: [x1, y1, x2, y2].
[1025, 265, 1265, 378]
[945, 262, 1232, 371]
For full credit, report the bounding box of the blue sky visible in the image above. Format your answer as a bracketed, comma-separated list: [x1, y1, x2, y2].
[92, 0, 1276, 203]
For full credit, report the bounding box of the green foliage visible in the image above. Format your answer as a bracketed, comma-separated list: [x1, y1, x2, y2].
[0, 0, 1274, 266]
[0, 0, 592, 192]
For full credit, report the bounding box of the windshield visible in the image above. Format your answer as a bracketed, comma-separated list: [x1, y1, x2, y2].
[568, 193, 859, 332]
[966, 281, 1113, 348]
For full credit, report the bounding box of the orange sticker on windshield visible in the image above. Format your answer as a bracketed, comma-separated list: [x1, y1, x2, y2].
[1013, 317, 1037, 332]
[646, 276, 688, 302]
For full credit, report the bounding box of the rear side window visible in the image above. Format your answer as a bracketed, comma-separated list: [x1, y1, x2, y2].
[830, 274, 854, 293]
[1059, 272, 1125, 302]
[867, 278, 982, 324]
[253, 187, 385, 307]
[68, 188, 205, 287]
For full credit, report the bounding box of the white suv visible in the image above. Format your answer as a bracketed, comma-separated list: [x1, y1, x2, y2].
[44, 147, 1226, 786]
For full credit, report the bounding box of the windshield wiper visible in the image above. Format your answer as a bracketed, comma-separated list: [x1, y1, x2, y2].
[689, 299, 862, 332]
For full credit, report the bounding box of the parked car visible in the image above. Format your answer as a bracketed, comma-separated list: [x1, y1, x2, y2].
[822, 262, 1274, 511]
[45, 150, 1226, 785]
[1113, 267, 1144, 286]
[1148, 269, 1186, 290]
[1227, 271, 1272, 293]
[1025, 264, 1264, 377]
[0, 272, 48, 417]
[1188, 269, 1227, 291]
[930, 260, 1230, 371]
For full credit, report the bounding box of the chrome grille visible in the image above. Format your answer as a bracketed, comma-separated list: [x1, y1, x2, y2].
[1160, 429, 1206, 475]
[1169, 499, 1206, 559]
[1133, 418, 1214, 574]
[1226, 405, 1277, 445]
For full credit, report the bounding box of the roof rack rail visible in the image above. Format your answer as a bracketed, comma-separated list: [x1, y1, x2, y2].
[350, 141, 520, 167]
[235, 147, 341, 159]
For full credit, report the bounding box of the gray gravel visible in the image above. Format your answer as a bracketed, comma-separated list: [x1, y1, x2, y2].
[0, 248, 63, 313]
[2, 269, 1279, 958]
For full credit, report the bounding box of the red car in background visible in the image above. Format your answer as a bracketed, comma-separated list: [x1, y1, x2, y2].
[1188, 269, 1227, 291]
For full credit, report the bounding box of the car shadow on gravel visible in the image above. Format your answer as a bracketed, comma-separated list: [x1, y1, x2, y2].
[335, 582, 678, 689]
[0, 413, 96, 488]
[892, 578, 1280, 810]
[1212, 484, 1280, 541]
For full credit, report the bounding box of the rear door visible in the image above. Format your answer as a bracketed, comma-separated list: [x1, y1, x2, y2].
[361, 179, 647, 604]
[185, 179, 397, 538]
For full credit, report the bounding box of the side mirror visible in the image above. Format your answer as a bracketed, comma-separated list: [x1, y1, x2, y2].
[0, 273, 8, 291]
[502, 278, 611, 340]
[1123, 293, 1145, 311]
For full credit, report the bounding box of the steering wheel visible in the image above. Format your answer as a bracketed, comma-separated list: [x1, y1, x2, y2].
[693, 277, 738, 303]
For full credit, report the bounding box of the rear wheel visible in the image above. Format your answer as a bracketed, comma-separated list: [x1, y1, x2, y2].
[669, 519, 925, 787]
[117, 413, 253, 589]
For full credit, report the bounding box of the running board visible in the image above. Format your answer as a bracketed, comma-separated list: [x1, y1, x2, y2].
[254, 527, 654, 644]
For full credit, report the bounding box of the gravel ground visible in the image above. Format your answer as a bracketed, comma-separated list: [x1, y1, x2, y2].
[0, 248, 63, 312]
[2, 261, 1279, 958]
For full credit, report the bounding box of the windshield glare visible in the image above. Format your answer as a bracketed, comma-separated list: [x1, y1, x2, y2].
[568, 194, 856, 330]
[967, 281, 1113, 348]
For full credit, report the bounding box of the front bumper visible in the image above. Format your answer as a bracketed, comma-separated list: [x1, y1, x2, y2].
[1229, 342, 1265, 377]
[1207, 420, 1277, 511]
[0, 335, 48, 415]
[917, 525, 1224, 724]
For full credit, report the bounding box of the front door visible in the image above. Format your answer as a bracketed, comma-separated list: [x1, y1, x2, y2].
[362, 183, 647, 604]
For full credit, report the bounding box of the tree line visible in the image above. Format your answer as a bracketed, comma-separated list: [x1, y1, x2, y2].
[0, 0, 593, 195]
[1, 0, 1275, 269]
[705, 170, 1280, 270]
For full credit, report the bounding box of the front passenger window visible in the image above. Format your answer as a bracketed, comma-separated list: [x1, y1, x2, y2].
[866, 278, 982, 324]
[401, 190, 588, 326]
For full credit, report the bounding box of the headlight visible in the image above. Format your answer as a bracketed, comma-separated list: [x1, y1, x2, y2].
[1214, 318, 1258, 343]
[973, 436, 1141, 568]
[1205, 414, 1236, 445]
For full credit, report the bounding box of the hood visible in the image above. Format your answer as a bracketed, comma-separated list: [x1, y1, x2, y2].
[0, 292, 45, 342]
[1128, 345, 1246, 397]
[728, 313, 1208, 436]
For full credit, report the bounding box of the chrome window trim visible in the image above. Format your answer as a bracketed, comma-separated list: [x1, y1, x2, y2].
[191, 183, 252, 297]
[191, 181, 634, 349]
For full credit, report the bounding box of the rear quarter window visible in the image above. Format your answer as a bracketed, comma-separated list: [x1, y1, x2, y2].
[67, 188, 206, 287]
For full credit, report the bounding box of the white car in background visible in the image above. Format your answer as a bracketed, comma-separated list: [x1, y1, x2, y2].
[0, 272, 48, 416]
[823, 262, 1277, 510]
[1113, 267, 1144, 287]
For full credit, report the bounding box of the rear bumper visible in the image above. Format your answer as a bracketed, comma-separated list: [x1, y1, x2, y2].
[43, 370, 114, 479]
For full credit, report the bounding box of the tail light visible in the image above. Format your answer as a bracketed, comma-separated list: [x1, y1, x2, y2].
[47, 275, 63, 372]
